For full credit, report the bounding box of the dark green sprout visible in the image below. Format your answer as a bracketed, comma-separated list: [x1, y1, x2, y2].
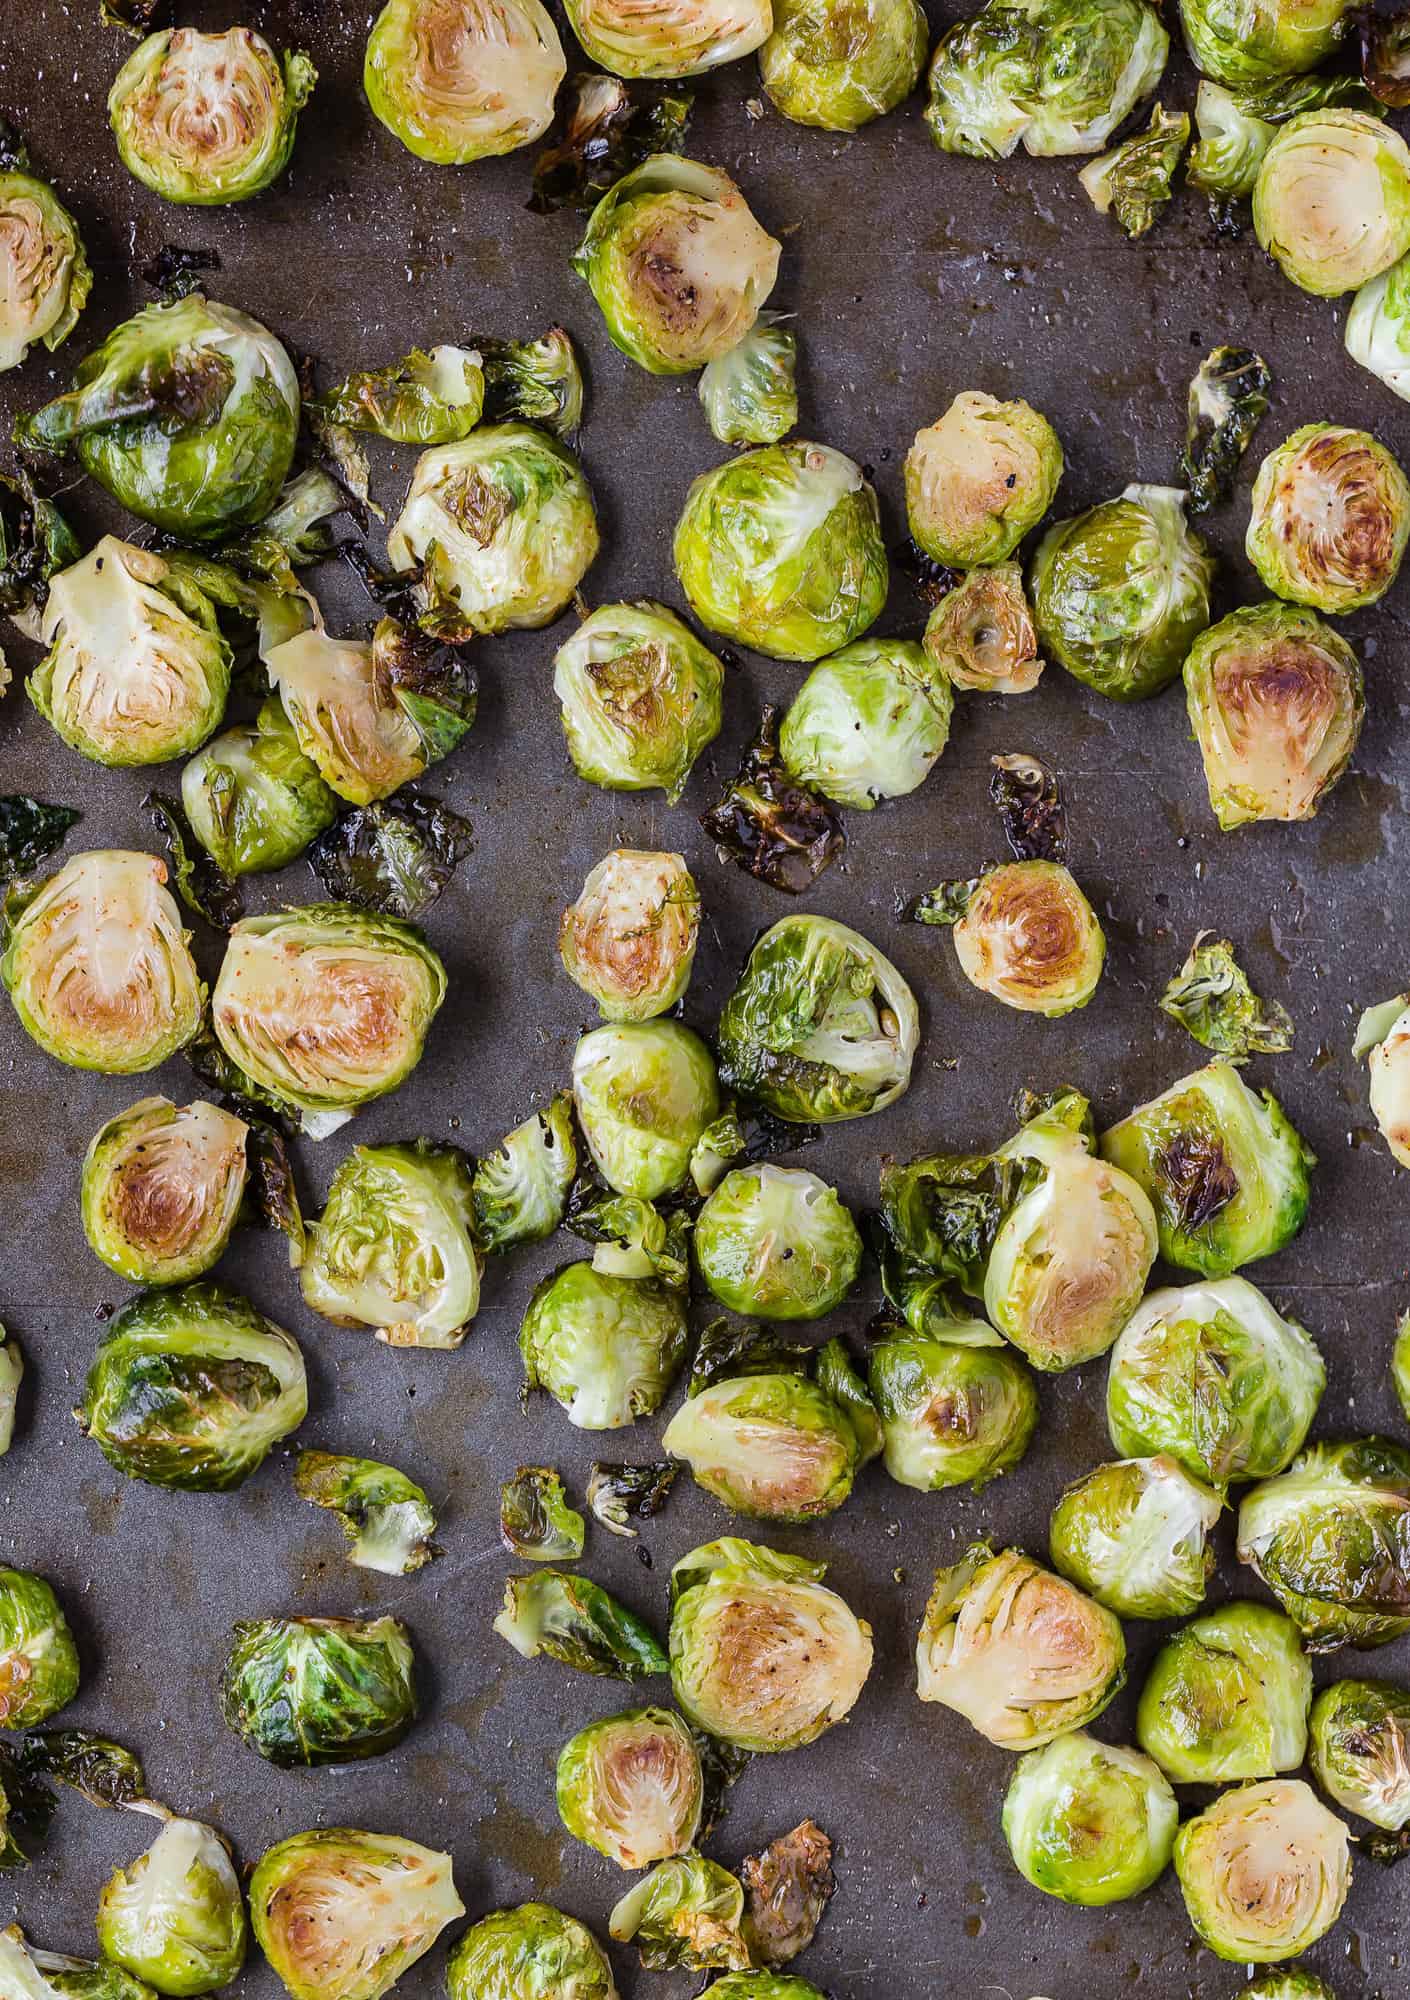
[0, 472, 80, 618]
[141, 794, 243, 931]
[15, 1729, 149, 1809]
[494, 1569, 669, 1679]
[1180, 347, 1272, 514]
[500, 1467, 586, 1562]
[309, 346, 484, 444]
[0, 1745, 55, 1868]
[1159, 934, 1293, 1059]
[220, 1614, 417, 1765]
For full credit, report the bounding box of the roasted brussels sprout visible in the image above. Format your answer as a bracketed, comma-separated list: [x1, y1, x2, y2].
[1246, 422, 1410, 612]
[1347, 246, 1410, 399]
[760, 0, 927, 129]
[911, 860, 1104, 1016]
[310, 344, 483, 445]
[1031, 484, 1214, 701]
[495, 1568, 669, 1679]
[1179, 0, 1352, 86]
[693, 1165, 860, 1319]
[708, 1980, 825, 2000]
[364, 0, 565, 163]
[1187, 80, 1277, 197]
[97, 1816, 246, 1996]
[1160, 934, 1294, 1057]
[473, 1094, 577, 1253]
[221, 1615, 415, 1766]
[0, 133, 90, 373]
[109, 28, 314, 205]
[81, 1096, 248, 1285]
[1238, 1437, 1410, 1649]
[1079, 102, 1189, 235]
[500, 1466, 585, 1562]
[445, 1906, 615, 2000]
[566, 0, 769, 73]
[181, 701, 336, 876]
[17, 296, 299, 542]
[0, 1330, 23, 1458]
[301, 1141, 479, 1349]
[1050, 1455, 1222, 1618]
[717, 913, 918, 1122]
[1254, 110, 1410, 296]
[1137, 1601, 1311, 1783]
[674, 442, 888, 662]
[905, 392, 1062, 567]
[2, 851, 201, 1074]
[922, 565, 1044, 694]
[776, 639, 952, 810]
[250, 1829, 463, 2000]
[916, 1543, 1125, 1748]
[530, 71, 694, 214]
[557, 1708, 702, 1869]
[0, 1928, 160, 1999]
[1396, 1306, 1410, 1415]
[699, 318, 798, 447]
[669, 1538, 872, 1750]
[0, 471, 80, 628]
[1310, 1679, 1410, 1841]
[1357, 993, 1410, 1167]
[560, 850, 699, 1024]
[521, 1262, 689, 1428]
[553, 602, 725, 803]
[1243, 1979, 1338, 2000]
[609, 1852, 749, 1972]
[295, 1452, 438, 1575]
[573, 1022, 719, 1200]
[1174, 1779, 1350, 1962]
[1002, 1732, 1177, 1905]
[0, 1569, 79, 1729]
[867, 1325, 1037, 1492]
[1180, 344, 1272, 510]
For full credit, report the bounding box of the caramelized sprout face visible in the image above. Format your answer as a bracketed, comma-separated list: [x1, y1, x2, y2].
[867, 1328, 1038, 1491]
[941, 860, 1105, 1016]
[1237, 1437, 1410, 1650]
[1050, 1454, 1222, 1619]
[1173, 1779, 1350, 1962]
[1254, 110, 1410, 296]
[777, 639, 952, 809]
[1002, 1733, 1177, 1905]
[922, 564, 1044, 693]
[108, 27, 315, 204]
[81, 1096, 248, 1285]
[662, 1371, 867, 1520]
[364, 0, 566, 163]
[1137, 1601, 1311, 1783]
[1246, 423, 1410, 612]
[564, 0, 772, 77]
[561, 849, 700, 1021]
[761, 0, 928, 130]
[1310, 1678, 1410, 1834]
[1356, 993, 1410, 1166]
[905, 392, 1063, 566]
[553, 603, 726, 803]
[446, 1905, 617, 2000]
[250, 1829, 463, 2000]
[0, 157, 90, 373]
[556, 1708, 703, 1869]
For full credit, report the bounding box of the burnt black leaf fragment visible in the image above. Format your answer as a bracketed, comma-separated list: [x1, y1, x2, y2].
[0, 797, 80, 880]
[701, 705, 845, 894]
[142, 793, 243, 931]
[307, 796, 474, 920]
[530, 73, 693, 215]
[989, 752, 1066, 861]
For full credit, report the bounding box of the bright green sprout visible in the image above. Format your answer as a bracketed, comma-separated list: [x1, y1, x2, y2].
[109, 28, 314, 204]
[1347, 246, 1410, 400]
[97, 1816, 247, 1996]
[1187, 81, 1277, 197]
[553, 602, 725, 803]
[364, 0, 565, 162]
[494, 1568, 669, 1679]
[1237, 1437, 1410, 1649]
[610, 1852, 750, 1972]
[1178, 0, 1354, 87]
[1310, 1679, 1410, 1850]
[250, 1829, 463, 2000]
[1159, 934, 1294, 1055]
[0, 1569, 80, 1729]
[1246, 423, 1410, 611]
[778, 638, 952, 809]
[221, 1615, 416, 1766]
[1079, 103, 1189, 235]
[573, 1020, 719, 1201]
[760, 0, 928, 130]
[0, 1925, 162, 2000]
[520, 1261, 689, 1429]
[182, 699, 337, 876]
[693, 1164, 861, 1320]
[294, 1451, 438, 1576]
[1254, 110, 1410, 295]
[867, 1325, 1037, 1491]
[445, 1905, 614, 2000]
[1137, 1600, 1311, 1783]
[1173, 1779, 1350, 1962]
[699, 317, 798, 445]
[1002, 1732, 1177, 1905]
[1050, 1454, 1222, 1618]
[81, 1096, 248, 1285]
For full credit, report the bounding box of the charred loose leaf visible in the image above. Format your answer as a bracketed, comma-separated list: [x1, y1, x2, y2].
[309, 346, 484, 446]
[989, 752, 1066, 861]
[142, 794, 243, 931]
[566, 1161, 692, 1289]
[15, 1729, 149, 1809]
[1079, 104, 1189, 238]
[494, 1568, 668, 1679]
[220, 469, 350, 595]
[0, 798, 79, 881]
[1180, 346, 1272, 515]
[0, 471, 80, 622]
[310, 410, 378, 520]
[695, 1730, 751, 1840]
[307, 796, 474, 920]
[688, 1318, 814, 1397]
[373, 616, 479, 762]
[140, 243, 220, 302]
[295, 1451, 439, 1575]
[244, 1117, 306, 1267]
[877, 1149, 1024, 1294]
[688, 1102, 822, 1196]
[102, 0, 172, 33]
[531, 73, 694, 216]
[1160, 933, 1294, 1061]
[587, 1461, 678, 1539]
[0, 1743, 54, 1869]
[474, 329, 586, 440]
[1360, 6, 1410, 106]
[741, 1819, 835, 1966]
[871, 1228, 980, 1342]
[341, 543, 424, 623]
[500, 1467, 586, 1563]
[902, 876, 981, 927]
[701, 705, 845, 894]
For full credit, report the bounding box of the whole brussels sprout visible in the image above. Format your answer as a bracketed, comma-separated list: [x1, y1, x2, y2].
[17, 296, 299, 542]
[867, 1326, 1037, 1492]
[1184, 601, 1364, 829]
[1050, 1455, 1222, 1618]
[1347, 245, 1410, 400]
[387, 425, 598, 638]
[1174, 1779, 1350, 1962]
[109, 28, 315, 205]
[521, 1261, 689, 1429]
[472, 1094, 577, 1254]
[693, 1165, 861, 1319]
[560, 851, 700, 1022]
[81, 1097, 248, 1285]
[0, 1568, 79, 1728]
[1254, 111, 1410, 296]
[574, 157, 780, 374]
[1179, 0, 1352, 85]
[566, 0, 770, 74]
[916, 1542, 1125, 1748]
[1310, 1679, 1410, 1838]
[1106, 1278, 1324, 1488]
[668, 1538, 872, 1750]
[557, 1707, 702, 1869]
[97, 1817, 246, 1996]
[777, 639, 952, 809]
[1031, 483, 1214, 700]
[78, 1284, 306, 1492]
[674, 442, 888, 663]
[905, 392, 1062, 566]
[699, 318, 798, 446]
[609, 1852, 749, 1972]
[916, 860, 1105, 1016]
[662, 1367, 867, 1521]
[1246, 423, 1410, 611]
[182, 699, 337, 876]
[250, 1828, 463, 2000]
[0, 140, 90, 373]
[1357, 993, 1410, 1167]
[2, 851, 202, 1074]
[922, 563, 1044, 693]
[1099, 1061, 1314, 1276]
[221, 1615, 416, 1766]
[553, 603, 725, 803]
[1238, 1437, 1410, 1649]
[717, 914, 918, 1122]
[364, 0, 565, 163]
[1001, 1732, 1177, 1905]
[1137, 1601, 1311, 1783]
[573, 1021, 720, 1200]
[446, 1905, 616, 2000]
[760, 0, 928, 129]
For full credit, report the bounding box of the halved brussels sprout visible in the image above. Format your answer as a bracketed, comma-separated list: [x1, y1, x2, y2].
[1357, 993, 1410, 1166]
[0, 1330, 23, 1458]
[574, 157, 779, 374]
[1310, 1679, 1410, 1840]
[0, 1927, 160, 2000]
[17, 296, 299, 542]
[1050, 1455, 1222, 1618]
[1160, 934, 1294, 1057]
[212, 906, 445, 1130]
[717, 913, 918, 1122]
[0, 1569, 79, 1729]
[182, 699, 337, 876]
[926, 0, 1169, 157]
[1347, 246, 1410, 399]
[388, 425, 598, 639]
[553, 602, 725, 803]
[674, 442, 888, 662]
[97, 1816, 246, 1996]
[2, 851, 201, 1074]
[1002, 1733, 1177, 1905]
[109, 28, 315, 205]
[221, 1615, 416, 1766]
[78, 1283, 306, 1491]
[777, 639, 952, 810]
[250, 1829, 462, 2000]
[1031, 483, 1214, 700]
[573, 1021, 719, 1200]
[1174, 1779, 1350, 1963]
[913, 860, 1105, 1016]
[922, 564, 1044, 693]
[1179, 0, 1353, 86]
[364, 0, 565, 163]
[1246, 422, 1410, 612]
[916, 1542, 1125, 1748]
[495, 1568, 668, 1679]
[760, 0, 928, 129]
[609, 1852, 749, 1972]
[472, 1094, 577, 1253]
[668, 1538, 872, 1750]
[662, 1364, 868, 1521]
[1238, 1436, 1410, 1649]
[295, 1452, 438, 1575]
[565, 0, 770, 75]
[0, 136, 90, 373]
[445, 1906, 615, 2000]
[1107, 1278, 1323, 1488]
[501, 1466, 585, 1562]
[560, 850, 700, 1022]
[867, 1326, 1037, 1491]
[905, 393, 1062, 566]
[310, 345, 483, 445]
[521, 1261, 689, 1429]
[301, 1142, 479, 1350]
[81, 1097, 248, 1285]
[1078, 102, 1189, 236]
[1254, 110, 1410, 296]
[699, 318, 798, 447]
[1137, 1600, 1311, 1783]
[1100, 1063, 1314, 1275]
[557, 1708, 702, 1869]
[693, 1164, 860, 1319]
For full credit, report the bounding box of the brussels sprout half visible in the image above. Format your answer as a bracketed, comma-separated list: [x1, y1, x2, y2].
[1347, 246, 1410, 400]
[221, 1615, 416, 1766]
[182, 700, 337, 876]
[912, 860, 1105, 1016]
[558, 1708, 703, 1869]
[905, 392, 1062, 566]
[553, 602, 725, 803]
[699, 318, 798, 446]
[693, 1164, 861, 1319]
[1357, 993, 1410, 1167]
[1178, 0, 1353, 86]
[1002, 1732, 1177, 1905]
[109, 28, 314, 205]
[1174, 1779, 1350, 1962]
[365, 0, 565, 164]
[446, 1906, 616, 2000]
[609, 1851, 750, 1972]
[472, 1093, 578, 1253]
[1137, 1600, 1311, 1783]
[567, 0, 771, 75]
[81, 1096, 248, 1285]
[1238, 1436, 1410, 1649]
[97, 1816, 246, 1997]
[0, 146, 90, 374]
[922, 564, 1044, 693]
[1255, 110, 1410, 297]
[777, 639, 952, 810]
[1050, 1455, 1222, 1619]
[1246, 423, 1410, 612]
[295, 1451, 438, 1576]
[760, 0, 928, 130]
[521, 1262, 689, 1429]
[560, 850, 700, 1023]
[662, 1356, 870, 1522]
[261, 627, 430, 808]
[573, 1021, 720, 1201]
[250, 1829, 463, 2000]
[867, 1326, 1038, 1492]
[0, 1569, 80, 1730]
[1310, 1679, 1410, 1841]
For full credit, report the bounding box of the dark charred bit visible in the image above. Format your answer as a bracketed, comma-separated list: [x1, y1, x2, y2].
[741, 1820, 836, 1967]
[1180, 345, 1272, 515]
[101, 0, 173, 33]
[15, 1728, 149, 1810]
[140, 243, 221, 303]
[1368, 1825, 1410, 1865]
[1358, 4, 1410, 105]
[0, 796, 80, 881]
[0, 117, 27, 174]
[340, 543, 424, 621]
[701, 705, 845, 895]
[141, 793, 243, 931]
[990, 751, 1067, 862]
[1158, 1130, 1239, 1232]
[530, 72, 694, 215]
[244, 1119, 307, 1266]
[586, 1460, 679, 1539]
[307, 795, 474, 921]
[894, 535, 961, 608]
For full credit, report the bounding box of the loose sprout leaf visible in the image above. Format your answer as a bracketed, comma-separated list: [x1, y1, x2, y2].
[142, 794, 243, 931]
[1360, 10, 1410, 106]
[140, 243, 220, 303]
[1180, 346, 1272, 514]
[701, 705, 845, 894]
[1160, 933, 1294, 1060]
[1238, 72, 1385, 120]
[500, 1467, 586, 1562]
[0, 798, 79, 881]
[221, 469, 350, 593]
[103, 0, 173, 35]
[1078, 104, 1190, 238]
[493, 1568, 669, 1679]
[0, 1744, 55, 1869]
[989, 752, 1065, 861]
[741, 1819, 835, 1966]
[295, 1451, 439, 1575]
[694, 1730, 751, 1840]
[373, 615, 479, 761]
[15, 1730, 149, 1810]
[309, 346, 485, 446]
[244, 1118, 306, 1267]
[0, 473, 80, 620]
[1186, 83, 1275, 203]
[568, 1188, 692, 1288]
[608, 1853, 751, 1973]
[699, 317, 798, 448]
[902, 876, 980, 927]
[310, 411, 380, 521]
[587, 1461, 678, 1538]
[471, 329, 586, 440]
[472, 1093, 578, 1253]
[307, 797, 474, 920]
[688, 1318, 814, 1396]
[530, 73, 694, 216]
[877, 1148, 1025, 1293]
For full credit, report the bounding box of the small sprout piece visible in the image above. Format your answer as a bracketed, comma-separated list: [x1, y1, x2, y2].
[1107, 1278, 1323, 1488]
[141, 795, 242, 932]
[81, 1096, 248, 1284]
[1079, 103, 1189, 236]
[97, 1817, 246, 1996]
[1188, 79, 1276, 200]
[309, 346, 483, 445]
[0, 142, 90, 375]
[699, 319, 798, 446]
[561, 850, 699, 1023]
[558, 1708, 703, 1868]
[675, 442, 888, 662]
[905, 393, 1062, 568]
[1181, 345, 1272, 513]
[1238, 1437, 1410, 1650]
[1160, 934, 1294, 1056]
[923, 567, 1043, 694]
[588, 1460, 678, 1537]
[520, 1262, 689, 1428]
[565, 0, 770, 74]
[77, 1282, 306, 1490]
[988, 752, 1065, 861]
[1175, 1779, 1350, 1962]
[1031, 483, 1214, 701]
[573, 1021, 720, 1201]
[1358, 994, 1410, 1166]
[1310, 1680, 1410, 1844]
[1397, 1305, 1410, 1410]
[0, 1744, 53, 1868]
[0, 797, 80, 879]
[1179, 0, 1354, 87]
[222, 1616, 416, 1766]
[911, 859, 1104, 1016]
[0, 1570, 80, 1728]
[1255, 110, 1410, 295]
[1347, 246, 1410, 399]
[916, 1543, 1126, 1748]
[761, 0, 927, 130]
[15, 1728, 147, 1809]
[308, 797, 473, 921]
[740, 1821, 834, 1966]
[295, 1452, 437, 1576]
[610, 1853, 749, 1972]
[446, 1907, 614, 2000]
[495, 1569, 669, 1679]
[778, 639, 952, 810]
[554, 603, 724, 804]
[302, 1142, 479, 1350]
[1100, 1063, 1314, 1276]
[475, 328, 585, 436]
[532, 75, 694, 216]
[1362, 8, 1410, 104]
[251, 1829, 463, 2000]
[867, 1327, 1038, 1491]
[1051, 1455, 1222, 1619]
[501, 1468, 586, 1563]
[1137, 1601, 1311, 1782]
[1247, 423, 1410, 611]
[575, 156, 780, 374]
[109, 29, 314, 205]
[1002, 1733, 1177, 1905]
[364, 0, 565, 163]
[182, 701, 336, 877]
[0, 1330, 22, 1456]
[718, 913, 918, 1123]
[702, 705, 846, 894]
[472, 1094, 577, 1253]
[694, 1164, 861, 1320]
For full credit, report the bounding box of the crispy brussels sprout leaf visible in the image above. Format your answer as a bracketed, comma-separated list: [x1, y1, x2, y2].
[221, 1614, 417, 1766]
[474, 329, 586, 440]
[141, 241, 218, 300]
[1362, 7, 1410, 106]
[244, 1115, 305, 1267]
[251, 1829, 463, 2000]
[1079, 104, 1189, 236]
[0, 1745, 54, 1869]
[295, 1451, 438, 1576]
[989, 752, 1065, 861]
[877, 1147, 1018, 1293]
[741, 1820, 834, 1965]
[566, 1181, 692, 1289]
[688, 1317, 814, 1395]
[472, 1094, 577, 1254]
[0, 798, 79, 880]
[531, 74, 694, 215]
[494, 1568, 669, 1679]
[307, 798, 473, 920]
[701, 705, 845, 894]
[302, 1141, 479, 1348]
[14, 1730, 148, 1811]
[103, 0, 172, 31]
[1160, 934, 1293, 1059]
[1181, 346, 1272, 515]
[1187, 81, 1275, 204]
[587, 1460, 678, 1538]
[0, 473, 80, 620]
[500, 1467, 586, 1562]
[609, 1853, 750, 1972]
[700, 318, 798, 448]
[142, 795, 243, 932]
[309, 346, 484, 446]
